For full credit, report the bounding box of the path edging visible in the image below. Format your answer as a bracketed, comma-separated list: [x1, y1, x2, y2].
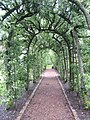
[15, 78, 43, 120]
[57, 77, 80, 120]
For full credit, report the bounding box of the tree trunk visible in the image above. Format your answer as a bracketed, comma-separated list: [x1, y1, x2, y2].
[68, 47, 74, 90]
[66, 46, 69, 82]
[5, 29, 15, 109]
[25, 52, 30, 91]
[72, 29, 84, 92]
[62, 46, 67, 82]
[69, 0, 90, 30]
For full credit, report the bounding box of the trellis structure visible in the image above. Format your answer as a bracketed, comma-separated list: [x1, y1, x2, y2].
[0, 0, 90, 109]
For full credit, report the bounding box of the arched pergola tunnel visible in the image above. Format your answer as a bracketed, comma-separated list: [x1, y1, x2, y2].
[0, 0, 90, 109]
[26, 31, 80, 91]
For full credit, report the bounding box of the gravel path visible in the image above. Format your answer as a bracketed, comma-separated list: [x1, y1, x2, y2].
[21, 69, 75, 120]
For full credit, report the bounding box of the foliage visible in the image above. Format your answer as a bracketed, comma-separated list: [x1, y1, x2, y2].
[0, 0, 90, 109]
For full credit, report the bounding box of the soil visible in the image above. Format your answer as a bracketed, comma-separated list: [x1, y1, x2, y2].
[21, 69, 75, 120]
[61, 80, 90, 120]
[0, 81, 37, 120]
[0, 69, 90, 120]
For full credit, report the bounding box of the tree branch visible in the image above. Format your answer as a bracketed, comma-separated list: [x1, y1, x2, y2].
[16, 12, 37, 23]
[2, 4, 20, 20]
[68, 0, 90, 30]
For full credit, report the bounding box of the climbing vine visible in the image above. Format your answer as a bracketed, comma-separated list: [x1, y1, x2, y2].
[0, 0, 90, 109]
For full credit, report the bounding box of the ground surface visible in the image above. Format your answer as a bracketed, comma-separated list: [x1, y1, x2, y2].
[0, 81, 37, 120]
[62, 81, 90, 120]
[21, 69, 75, 120]
[0, 69, 90, 120]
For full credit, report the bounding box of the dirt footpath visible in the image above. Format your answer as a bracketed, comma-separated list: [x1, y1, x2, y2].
[21, 69, 75, 120]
